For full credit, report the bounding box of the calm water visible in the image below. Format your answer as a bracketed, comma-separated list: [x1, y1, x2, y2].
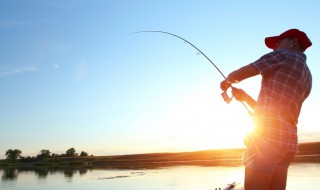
[1, 163, 320, 190]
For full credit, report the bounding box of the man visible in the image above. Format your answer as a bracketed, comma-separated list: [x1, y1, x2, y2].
[220, 29, 312, 190]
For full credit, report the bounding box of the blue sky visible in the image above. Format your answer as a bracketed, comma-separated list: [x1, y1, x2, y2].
[1, 0, 319, 158]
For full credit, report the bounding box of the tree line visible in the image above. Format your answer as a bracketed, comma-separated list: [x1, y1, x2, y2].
[4, 148, 92, 163]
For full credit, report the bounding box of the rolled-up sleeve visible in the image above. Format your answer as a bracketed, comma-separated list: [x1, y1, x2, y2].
[251, 49, 287, 75]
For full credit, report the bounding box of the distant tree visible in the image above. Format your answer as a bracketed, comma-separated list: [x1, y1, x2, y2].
[37, 149, 51, 159]
[20, 156, 37, 163]
[51, 153, 60, 158]
[66, 148, 77, 157]
[5, 149, 22, 160]
[80, 151, 88, 157]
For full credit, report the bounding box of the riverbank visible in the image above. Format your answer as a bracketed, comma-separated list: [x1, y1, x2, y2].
[1, 142, 320, 168]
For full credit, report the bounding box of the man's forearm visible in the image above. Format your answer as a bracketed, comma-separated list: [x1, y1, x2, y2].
[243, 93, 256, 109]
[226, 64, 259, 83]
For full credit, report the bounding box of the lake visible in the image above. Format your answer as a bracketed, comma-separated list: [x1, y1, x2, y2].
[1, 163, 320, 190]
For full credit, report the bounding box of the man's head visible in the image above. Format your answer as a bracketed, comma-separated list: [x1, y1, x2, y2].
[265, 29, 312, 52]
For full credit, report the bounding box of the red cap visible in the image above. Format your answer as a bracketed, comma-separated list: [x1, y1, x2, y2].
[265, 29, 312, 51]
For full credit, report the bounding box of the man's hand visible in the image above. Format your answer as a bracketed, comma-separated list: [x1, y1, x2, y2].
[231, 87, 247, 102]
[232, 87, 256, 109]
[220, 79, 232, 91]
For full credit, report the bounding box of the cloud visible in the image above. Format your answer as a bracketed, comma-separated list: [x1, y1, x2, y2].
[0, 66, 38, 77]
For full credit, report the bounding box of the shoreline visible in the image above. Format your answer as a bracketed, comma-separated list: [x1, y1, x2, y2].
[1, 142, 320, 168]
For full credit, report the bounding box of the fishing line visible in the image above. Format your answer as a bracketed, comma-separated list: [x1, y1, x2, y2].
[130, 30, 227, 79]
[130, 30, 252, 116]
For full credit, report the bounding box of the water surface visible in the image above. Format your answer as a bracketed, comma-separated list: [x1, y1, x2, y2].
[1, 163, 320, 190]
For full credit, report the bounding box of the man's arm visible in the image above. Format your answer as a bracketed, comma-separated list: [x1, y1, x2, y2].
[220, 64, 259, 91]
[227, 64, 259, 83]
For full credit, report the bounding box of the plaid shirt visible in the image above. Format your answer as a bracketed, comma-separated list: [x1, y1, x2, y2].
[251, 48, 312, 153]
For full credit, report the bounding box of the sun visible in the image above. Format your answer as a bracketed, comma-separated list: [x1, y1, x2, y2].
[139, 80, 259, 153]
[150, 91, 254, 152]
[193, 103, 254, 150]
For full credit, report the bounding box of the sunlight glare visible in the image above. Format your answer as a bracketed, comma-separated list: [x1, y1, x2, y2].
[152, 88, 254, 151]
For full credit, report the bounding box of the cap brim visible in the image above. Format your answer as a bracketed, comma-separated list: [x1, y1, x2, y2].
[265, 36, 280, 50]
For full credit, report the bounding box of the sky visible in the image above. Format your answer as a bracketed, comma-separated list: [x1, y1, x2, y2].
[0, 0, 319, 158]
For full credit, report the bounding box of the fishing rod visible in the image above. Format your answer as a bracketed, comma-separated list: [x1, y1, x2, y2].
[131, 30, 252, 116]
[131, 31, 227, 79]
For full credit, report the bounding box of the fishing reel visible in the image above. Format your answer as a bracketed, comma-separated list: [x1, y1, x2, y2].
[221, 87, 253, 116]
[221, 90, 233, 104]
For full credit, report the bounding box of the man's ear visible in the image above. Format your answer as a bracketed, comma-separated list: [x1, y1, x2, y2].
[289, 37, 301, 47]
[291, 37, 304, 51]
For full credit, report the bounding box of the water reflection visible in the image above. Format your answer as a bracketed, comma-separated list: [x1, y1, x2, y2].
[0, 162, 217, 181]
[1, 163, 320, 190]
[2, 168, 18, 181]
[35, 167, 49, 179]
[0, 166, 92, 181]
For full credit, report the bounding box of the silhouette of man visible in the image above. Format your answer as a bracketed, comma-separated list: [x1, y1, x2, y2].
[220, 29, 312, 190]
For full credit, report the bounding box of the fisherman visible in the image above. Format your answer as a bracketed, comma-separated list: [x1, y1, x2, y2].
[220, 29, 312, 190]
